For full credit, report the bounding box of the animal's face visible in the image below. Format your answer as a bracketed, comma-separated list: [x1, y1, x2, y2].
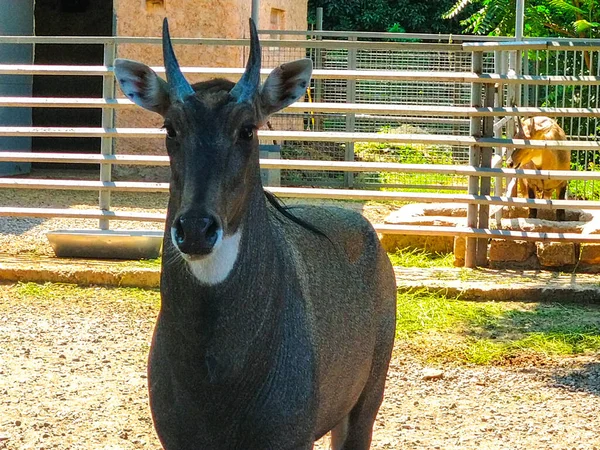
[114, 18, 312, 284]
[508, 117, 566, 169]
[161, 86, 259, 253]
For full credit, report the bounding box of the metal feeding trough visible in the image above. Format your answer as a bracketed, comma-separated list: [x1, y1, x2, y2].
[47, 229, 164, 260]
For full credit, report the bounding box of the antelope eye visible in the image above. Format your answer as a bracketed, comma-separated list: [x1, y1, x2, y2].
[239, 125, 255, 141]
[164, 124, 177, 139]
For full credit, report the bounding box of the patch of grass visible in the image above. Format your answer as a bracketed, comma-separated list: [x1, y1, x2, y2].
[134, 258, 161, 268]
[396, 289, 600, 365]
[11, 282, 160, 310]
[388, 247, 454, 268]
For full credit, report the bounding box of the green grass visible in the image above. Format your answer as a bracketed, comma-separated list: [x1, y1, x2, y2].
[396, 289, 600, 365]
[133, 257, 162, 268]
[9, 281, 600, 367]
[11, 282, 160, 310]
[388, 247, 454, 268]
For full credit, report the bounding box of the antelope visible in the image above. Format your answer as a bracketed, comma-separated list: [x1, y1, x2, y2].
[507, 116, 571, 221]
[114, 18, 396, 450]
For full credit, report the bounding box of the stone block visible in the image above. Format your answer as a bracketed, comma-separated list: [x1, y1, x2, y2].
[453, 236, 465, 267]
[500, 218, 583, 234]
[579, 244, 600, 265]
[489, 239, 536, 262]
[536, 242, 578, 267]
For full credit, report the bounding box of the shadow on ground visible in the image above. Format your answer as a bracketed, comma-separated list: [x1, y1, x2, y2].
[553, 362, 600, 396]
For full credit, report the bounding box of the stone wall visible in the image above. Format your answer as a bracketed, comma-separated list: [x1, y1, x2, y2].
[113, 0, 308, 180]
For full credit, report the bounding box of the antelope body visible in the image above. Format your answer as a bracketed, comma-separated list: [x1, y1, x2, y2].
[507, 116, 571, 221]
[114, 19, 396, 450]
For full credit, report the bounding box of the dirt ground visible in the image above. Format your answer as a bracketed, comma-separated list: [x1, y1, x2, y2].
[0, 285, 599, 450]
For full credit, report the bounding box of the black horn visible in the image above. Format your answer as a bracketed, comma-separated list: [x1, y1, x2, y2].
[230, 18, 261, 103]
[162, 18, 194, 102]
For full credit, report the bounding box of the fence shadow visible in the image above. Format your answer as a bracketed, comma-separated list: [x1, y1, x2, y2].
[0, 216, 45, 236]
[552, 362, 600, 396]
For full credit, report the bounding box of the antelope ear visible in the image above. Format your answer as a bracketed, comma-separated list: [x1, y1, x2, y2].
[114, 59, 171, 116]
[258, 58, 312, 120]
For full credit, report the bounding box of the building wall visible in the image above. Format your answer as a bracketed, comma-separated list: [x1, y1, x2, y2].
[113, 0, 308, 180]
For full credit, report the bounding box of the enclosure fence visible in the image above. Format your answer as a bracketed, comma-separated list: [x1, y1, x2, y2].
[1, 31, 600, 267]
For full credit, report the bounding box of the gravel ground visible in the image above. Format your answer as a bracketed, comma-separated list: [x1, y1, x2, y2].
[2, 171, 599, 449]
[0, 286, 599, 450]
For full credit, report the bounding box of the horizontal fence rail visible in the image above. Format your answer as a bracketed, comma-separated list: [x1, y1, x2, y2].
[1, 98, 599, 118]
[2, 153, 600, 182]
[2, 64, 600, 85]
[0, 127, 596, 151]
[1, 178, 599, 211]
[2, 33, 600, 266]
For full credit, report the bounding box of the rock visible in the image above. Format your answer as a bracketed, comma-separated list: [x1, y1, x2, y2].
[385, 203, 468, 220]
[500, 218, 584, 233]
[579, 244, 600, 265]
[381, 211, 465, 253]
[489, 240, 536, 263]
[421, 368, 444, 381]
[536, 242, 578, 267]
[453, 236, 465, 267]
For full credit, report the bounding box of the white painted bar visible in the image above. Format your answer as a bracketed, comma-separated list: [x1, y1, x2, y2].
[0, 127, 596, 151]
[3, 180, 600, 210]
[0, 207, 164, 221]
[1, 65, 599, 85]
[1, 97, 598, 118]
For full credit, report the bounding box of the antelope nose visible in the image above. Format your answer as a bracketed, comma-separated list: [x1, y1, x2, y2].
[172, 214, 220, 255]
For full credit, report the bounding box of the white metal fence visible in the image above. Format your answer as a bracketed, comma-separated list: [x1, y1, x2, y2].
[1, 32, 600, 268]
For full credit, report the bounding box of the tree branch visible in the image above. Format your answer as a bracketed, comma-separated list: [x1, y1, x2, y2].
[542, 22, 575, 37]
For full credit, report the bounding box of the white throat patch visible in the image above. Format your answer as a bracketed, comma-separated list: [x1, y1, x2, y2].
[173, 229, 242, 286]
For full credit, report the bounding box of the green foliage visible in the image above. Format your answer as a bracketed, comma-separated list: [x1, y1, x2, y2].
[396, 289, 600, 364]
[308, 0, 469, 34]
[13, 282, 160, 308]
[443, 0, 600, 37]
[354, 125, 465, 190]
[569, 160, 600, 200]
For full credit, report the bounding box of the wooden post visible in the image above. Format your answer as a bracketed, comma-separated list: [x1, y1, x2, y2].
[476, 82, 496, 266]
[465, 51, 483, 268]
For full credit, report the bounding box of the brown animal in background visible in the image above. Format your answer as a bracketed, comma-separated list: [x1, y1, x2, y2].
[506, 116, 571, 221]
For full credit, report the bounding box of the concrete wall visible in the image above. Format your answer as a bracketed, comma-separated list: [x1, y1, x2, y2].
[113, 0, 308, 180]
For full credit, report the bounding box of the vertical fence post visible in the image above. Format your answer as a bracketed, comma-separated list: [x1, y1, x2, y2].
[345, 36, 357, 188]
[314, 8, 324, 131]
[99, 41, 115, 230]
[251, 0, 260, 26]
[465, 51, 483, 268]
[493, 50, 504, 228]
[476, 82, 496, 266]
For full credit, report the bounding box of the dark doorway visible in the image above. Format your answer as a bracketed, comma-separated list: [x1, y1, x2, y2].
[32, 0, 113, 170]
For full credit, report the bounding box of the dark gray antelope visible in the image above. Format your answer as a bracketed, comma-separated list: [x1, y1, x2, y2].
[114, 18, 396, 450]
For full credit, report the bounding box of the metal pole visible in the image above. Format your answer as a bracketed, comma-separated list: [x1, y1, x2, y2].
[316, 7, 323, 32]
[493, 50, 504, 228]
[476, 82, 496, 266]
[99, 42, 115, 230]
[514, 0, 524, 110]
[314, 7, 324, 130]
[465, 51, 483, 268]
[345, 36, 357, 188]
[251, 0, 260, 26]
[515, 0, 525, 41]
